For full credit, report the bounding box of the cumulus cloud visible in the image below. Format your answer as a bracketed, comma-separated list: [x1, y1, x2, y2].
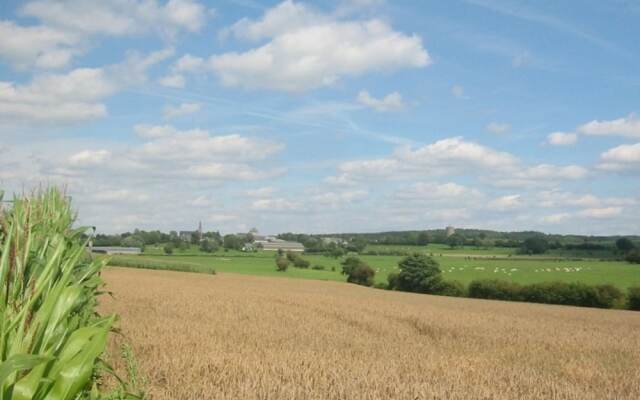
[158, 74, 185, 88]
[327, 136, 588, 190]
[0, 1, 206, 70]
[0, 21, 80, 69]
[578, 113, 640, 138]
[68, 149, 112, 167]
[0, 49, 171, 125]
[209, 1, 430, 91]
[598, 142, 640, 171]
[163, 102, 202, 119]
[547, 131, 577, 146]
[21, 0, 207, 37]
[357, 90, 404, 112]
[486, 122, 511, 135]
[251, 198, 302, 211]
[488, 194, 522, 211]
[577, 207, 623, 218]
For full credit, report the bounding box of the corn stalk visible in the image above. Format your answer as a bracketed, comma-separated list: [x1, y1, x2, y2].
[0, 189, 138, 399]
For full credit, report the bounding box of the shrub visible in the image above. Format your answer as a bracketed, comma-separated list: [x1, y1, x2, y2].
[164, 243, 174, 255]
[521, 282, 623, 308]
[625, 249, 640, 264]
[275, 257, 289, 272]
[395, 254, 442, 293]
[346, 264, 376, 287]
[433, 280, 466, 297]
[293, 257, 310, 269]
[469, 280, 623, 309]
[373, 282, 387, 290]
[312, 264, 326, 270]
[387, 271, 400, 290]
[468, 280, 523, 301]
[627, 287, 640, 311]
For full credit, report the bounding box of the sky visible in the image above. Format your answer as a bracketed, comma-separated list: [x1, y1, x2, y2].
[0, 0, 639, 235]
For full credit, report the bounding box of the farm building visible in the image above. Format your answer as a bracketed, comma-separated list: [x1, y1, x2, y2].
[92, 246, 142, 255]
[179, 222, 203, 242]
[253, 236, 305, 252]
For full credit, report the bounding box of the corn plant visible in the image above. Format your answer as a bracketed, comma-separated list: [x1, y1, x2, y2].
[0, 189, 138, 399]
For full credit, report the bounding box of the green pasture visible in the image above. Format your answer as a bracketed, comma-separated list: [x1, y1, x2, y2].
[107, 245, 640, 290]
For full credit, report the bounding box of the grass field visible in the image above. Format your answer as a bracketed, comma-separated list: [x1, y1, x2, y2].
[108, 246, 640, 290]
[100, 267, 640, 400]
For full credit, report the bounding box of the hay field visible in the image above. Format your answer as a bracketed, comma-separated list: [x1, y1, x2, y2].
[100, 267, 640, 400]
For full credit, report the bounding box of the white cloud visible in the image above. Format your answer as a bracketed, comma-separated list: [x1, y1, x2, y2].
[189, 195, 216, 207]
[536, 190, 635, 209]
[578, 113, 640, 139]
[395, 137, 518, 170]
[246, 187, 276, 197]
[309, 190, 368, 208]
[577, 207, 623, 218]
[357, 90, 404, 112]
[68, 149, 112, 167]
[134, 124, 177, 139]
[547, 131, 577, 146]
[251, 198, 302, 211]
[159, 74, 186, 88]
[396, 182, 483, 202]
[21, 0, 207, 37]
[163, 102, 202, 119]
[0, 49, 171, 125]
[92, 189, 149, 203]
[488, 194, 522, 211]
[136, 127, 283, 162]
[210, 1, 430, 91]
[542, 213, 571, 223]
[598, 142, 640, 171]
[451, 85, 467, 99]
[486, 122, 511, 135]
[0, 1, 205, 70]
[0, 21, 80, 69]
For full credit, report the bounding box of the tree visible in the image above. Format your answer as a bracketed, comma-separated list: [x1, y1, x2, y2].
[200, 239, 219, 253]
[616, 237, 635, 254]
[163, 243, 174, 255]
[416, 231, 430, 246]
[521, 237, 548, 255]
[346, 263, 375, 287]
[275, 257, 289, 272]
[626, 249, 640, 264]
[446, 234, 463, 249]
[223, 234, 242, 251]
[340, 256, 375, 286]
[341, 256, 363, 276]
[121, 235, 144, 250]
[394, 254, 442, 293]
[345, 237, 367, 253]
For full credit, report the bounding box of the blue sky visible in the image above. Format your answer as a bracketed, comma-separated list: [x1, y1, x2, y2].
[0, 0, 639, 235]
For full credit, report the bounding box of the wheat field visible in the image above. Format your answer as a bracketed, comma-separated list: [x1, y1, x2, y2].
[100, 267, 640, 400]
